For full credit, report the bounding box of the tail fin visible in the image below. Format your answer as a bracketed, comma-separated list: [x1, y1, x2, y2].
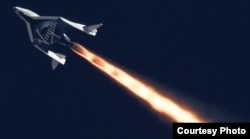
[52, 59, 60, 70]
[51, 53, 66, 70]
[83, 23, 103, 36]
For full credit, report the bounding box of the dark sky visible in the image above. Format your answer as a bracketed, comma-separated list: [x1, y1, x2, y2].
[1, 1, 250, 139]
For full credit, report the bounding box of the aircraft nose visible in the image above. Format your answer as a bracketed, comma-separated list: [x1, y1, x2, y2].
[13, 6, 17, 11]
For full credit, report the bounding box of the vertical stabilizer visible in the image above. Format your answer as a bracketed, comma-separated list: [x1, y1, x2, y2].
[52, 59, 60, 70]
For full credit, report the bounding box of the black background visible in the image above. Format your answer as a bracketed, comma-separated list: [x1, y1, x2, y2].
[1, 1, 250, 139]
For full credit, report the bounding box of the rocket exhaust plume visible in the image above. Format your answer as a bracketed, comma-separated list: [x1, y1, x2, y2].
[70, 42, 205, 123]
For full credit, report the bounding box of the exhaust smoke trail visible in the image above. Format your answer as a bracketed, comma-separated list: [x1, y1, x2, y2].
[70, 42, 205, 123]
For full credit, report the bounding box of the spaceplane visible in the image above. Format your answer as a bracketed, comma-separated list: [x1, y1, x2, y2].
[13, 6, 102, 69]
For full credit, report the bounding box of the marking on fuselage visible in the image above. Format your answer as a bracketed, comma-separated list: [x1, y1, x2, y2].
[36, 21, 60, 45]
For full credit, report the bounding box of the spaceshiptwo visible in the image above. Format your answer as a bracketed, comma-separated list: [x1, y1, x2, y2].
[13, 6, 102, 69]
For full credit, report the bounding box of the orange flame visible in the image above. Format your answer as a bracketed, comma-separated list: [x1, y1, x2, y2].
[70, 42, 205, 123]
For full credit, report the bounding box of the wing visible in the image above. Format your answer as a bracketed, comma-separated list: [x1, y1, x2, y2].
[32, 16, 59, 20]
[59, 17, 86, 32]
[30, 16, 70, 47]
[23, 16, 60, 43]
[32, 16, 101, 37]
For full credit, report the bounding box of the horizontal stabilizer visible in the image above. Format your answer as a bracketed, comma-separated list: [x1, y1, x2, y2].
[83, 23, 103, 36]
[55, 52, 66, 59]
